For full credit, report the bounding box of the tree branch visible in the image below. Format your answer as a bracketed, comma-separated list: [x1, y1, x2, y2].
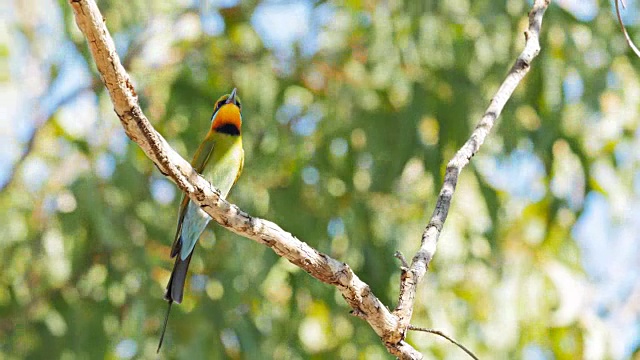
[68, 0, 411, 356]
[68, 0, 550, 358]
[392, 0, 551, 339]
[615, 0, 640, 58]
[408, 325, 479, 360]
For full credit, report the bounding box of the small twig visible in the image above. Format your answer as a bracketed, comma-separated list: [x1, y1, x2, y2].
[615, 0, 640, 58]
[394, 251, 409, 269]
[408, 325, 479, 360]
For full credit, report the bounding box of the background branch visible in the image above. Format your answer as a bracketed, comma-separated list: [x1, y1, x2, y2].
[408, 325, 479, 360]
[615, 0, 640, 58]
[393, 0, 551, 335]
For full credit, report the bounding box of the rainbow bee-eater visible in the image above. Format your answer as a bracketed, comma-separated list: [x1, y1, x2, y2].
[158, 88, 244, 352]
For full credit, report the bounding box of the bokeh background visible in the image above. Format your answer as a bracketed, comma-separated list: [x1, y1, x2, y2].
[2, 0, 640, 359]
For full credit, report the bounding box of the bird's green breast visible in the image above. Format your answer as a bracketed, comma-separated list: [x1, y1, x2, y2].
[203, 133, 243, 198]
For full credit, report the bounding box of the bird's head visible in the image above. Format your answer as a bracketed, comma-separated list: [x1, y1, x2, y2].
[211, 88, 242, 135]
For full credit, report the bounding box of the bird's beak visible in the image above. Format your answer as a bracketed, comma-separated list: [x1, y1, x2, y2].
[226, 88, 238, 105]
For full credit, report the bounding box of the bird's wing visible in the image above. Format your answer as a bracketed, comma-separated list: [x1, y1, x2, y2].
[191, 133, 217, 175]
[233, 148, 244, 187]
[170, 136, 216, 258]
[170, 195, 189, 258]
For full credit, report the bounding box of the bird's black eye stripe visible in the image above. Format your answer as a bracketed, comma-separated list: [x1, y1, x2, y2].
[215, 98, 226, 112]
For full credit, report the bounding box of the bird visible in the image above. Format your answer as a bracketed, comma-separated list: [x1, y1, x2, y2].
[157, 88, 244, 352]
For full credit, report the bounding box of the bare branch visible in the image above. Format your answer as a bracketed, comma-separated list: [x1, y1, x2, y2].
[394, 251, 409, 269]
[615, 0, 640, 58]
[408, 325, 479, 360]
[68, 0, 413, 356]
[393, 0, 551, 334]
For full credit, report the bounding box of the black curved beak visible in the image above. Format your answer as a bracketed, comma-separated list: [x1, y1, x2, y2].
[226, 88, 238, 105]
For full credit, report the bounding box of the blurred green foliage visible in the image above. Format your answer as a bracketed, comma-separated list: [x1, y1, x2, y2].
[2, 0, 640, 359]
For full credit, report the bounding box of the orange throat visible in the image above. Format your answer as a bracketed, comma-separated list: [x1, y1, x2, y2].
[212, 104, 242, 135]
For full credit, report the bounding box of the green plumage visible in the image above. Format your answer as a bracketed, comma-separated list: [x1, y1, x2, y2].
[158, 89, 243, 352]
